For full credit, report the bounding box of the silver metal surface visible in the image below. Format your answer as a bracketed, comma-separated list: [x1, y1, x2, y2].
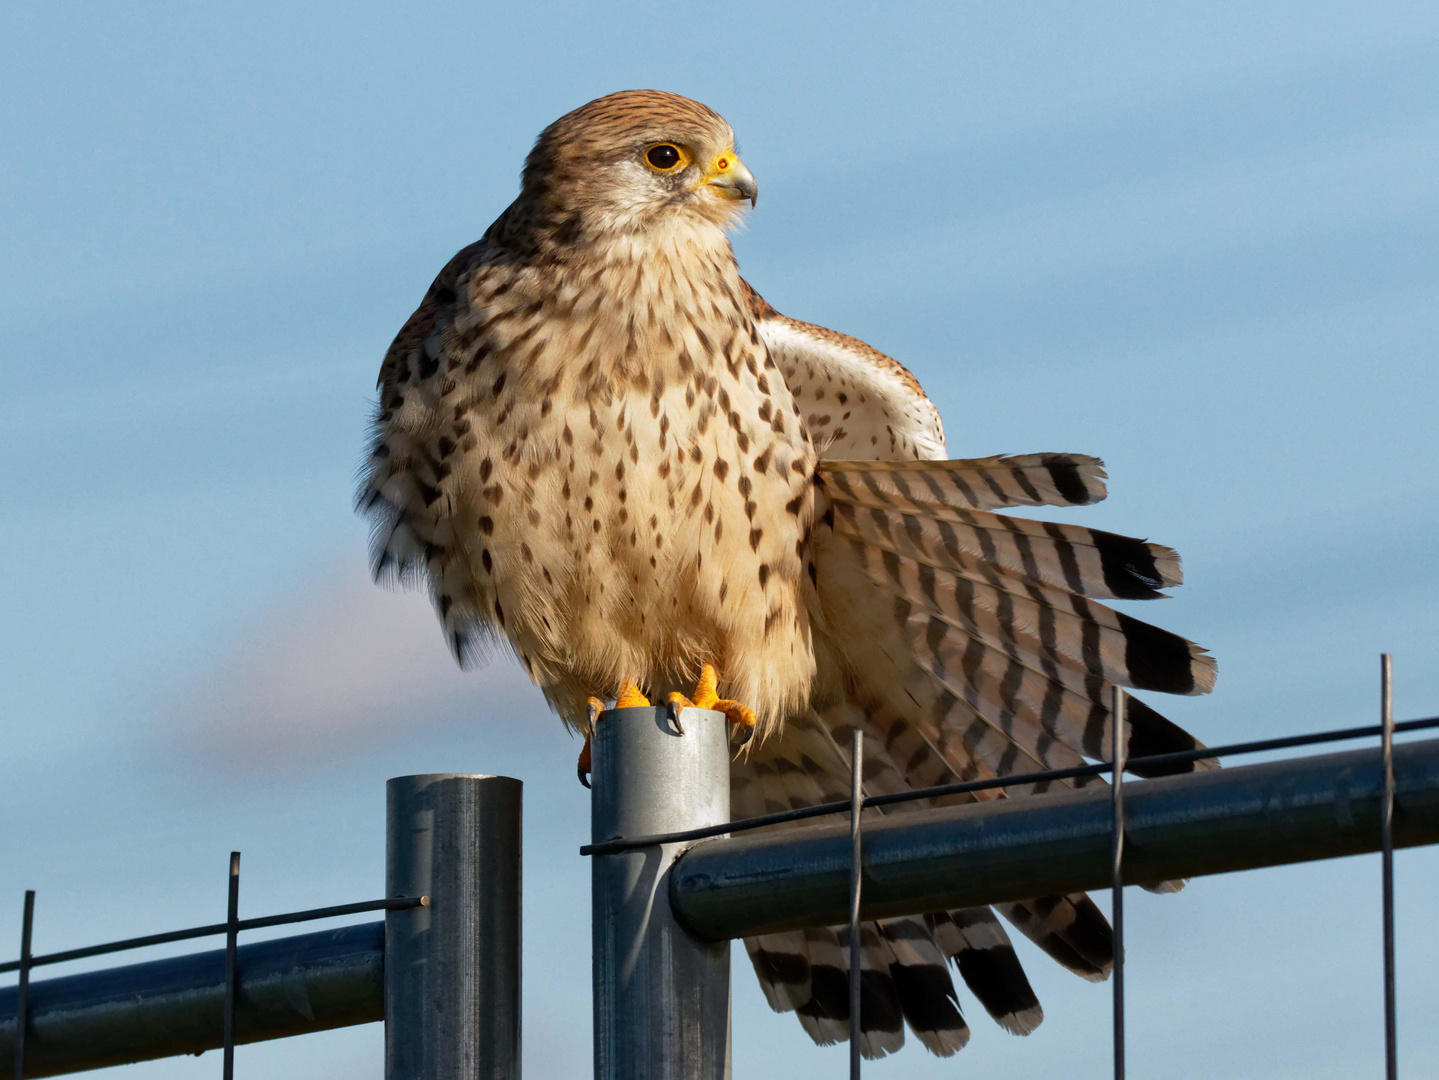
[1110, 688, 1126, 1080]
[671, 737, 1439, 940]
[0, 922, 384, 1078]
[848, 729, 862, 1080]
[591, 706, 731, 1080]
[1380, 655, 1397, 1080]
[386, 773, 522, 1080]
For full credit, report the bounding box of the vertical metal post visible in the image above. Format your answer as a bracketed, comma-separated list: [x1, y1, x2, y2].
[1110, 687, 1126, 1080]
[591, 706, 731, 1080]
[1380, 654, 1397, 1080]
[13, 890, 33, 1080]
[223, 852, 239, 1080]
[848, 729, 863, 1080]
[386, 773, 523, 1080]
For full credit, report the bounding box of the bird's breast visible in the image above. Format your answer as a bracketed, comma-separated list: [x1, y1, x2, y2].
[446, 274, 819, 721]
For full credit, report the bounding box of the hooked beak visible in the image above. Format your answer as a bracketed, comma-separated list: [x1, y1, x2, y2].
[702, 151, 757, 207]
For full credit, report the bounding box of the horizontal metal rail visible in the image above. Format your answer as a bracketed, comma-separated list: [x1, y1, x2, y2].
[583, 715, 1439, 855]
[670, 737, 1439, 940]
[0, 922, 383, 1078]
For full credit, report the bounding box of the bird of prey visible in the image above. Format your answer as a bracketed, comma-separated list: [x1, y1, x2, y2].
[359, 89, 1216, 1058]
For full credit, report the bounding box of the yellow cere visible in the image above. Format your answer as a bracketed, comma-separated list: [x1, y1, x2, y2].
[705, 152, 736, 179]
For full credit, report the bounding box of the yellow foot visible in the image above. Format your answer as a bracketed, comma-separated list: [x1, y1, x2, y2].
[615, 681, 651, 709]
[666, 663, 758, 742]
[577, 684, 650, 788]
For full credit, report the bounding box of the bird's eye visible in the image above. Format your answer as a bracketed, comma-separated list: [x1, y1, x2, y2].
[644, 143, 684, 172]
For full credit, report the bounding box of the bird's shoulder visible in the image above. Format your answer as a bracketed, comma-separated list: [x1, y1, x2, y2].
[739, 279, 947, 461]
[376, 236, 507, 392]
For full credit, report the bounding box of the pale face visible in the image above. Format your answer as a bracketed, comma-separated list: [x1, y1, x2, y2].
[524, 91, 758, 239]
[569, 129, 757, 236]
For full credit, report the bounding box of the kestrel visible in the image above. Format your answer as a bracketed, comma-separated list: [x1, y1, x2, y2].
[359, 90, 1217, 1058]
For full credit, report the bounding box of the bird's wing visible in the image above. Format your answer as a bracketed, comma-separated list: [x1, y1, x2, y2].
[734, 282, 1216, 1057]
[375, 238, 489, 400]
[358, 238, 504, 666]
[743, 279, 947, 462]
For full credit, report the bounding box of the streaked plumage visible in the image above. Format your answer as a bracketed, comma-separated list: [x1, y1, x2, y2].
[359, 89, 1217, 1059]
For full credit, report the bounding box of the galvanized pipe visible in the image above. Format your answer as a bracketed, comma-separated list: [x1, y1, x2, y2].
[591, 706, 731, 1080]
[670, 737, 1439, 941]
[0, 922, 384, 1078]
[385, 773, 522, 1080]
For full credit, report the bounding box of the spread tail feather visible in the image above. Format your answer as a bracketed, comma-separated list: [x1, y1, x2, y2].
[734, 714, 980, 1058]
[736, 454, 1214, 1057]
[815, 457, 1216, 777]
[819, 454, 1108, 513]
[736, 707, 1056, 1055]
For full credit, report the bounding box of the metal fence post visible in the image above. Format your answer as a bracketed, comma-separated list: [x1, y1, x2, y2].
[591, 706, 731, 1080]
[386, 774, 522, 1080]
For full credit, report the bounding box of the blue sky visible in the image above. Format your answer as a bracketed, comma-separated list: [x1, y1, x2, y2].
[3, 2, 1438, 1076]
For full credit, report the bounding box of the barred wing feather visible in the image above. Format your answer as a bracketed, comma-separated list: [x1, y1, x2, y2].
[732, 284, 1216, 1056]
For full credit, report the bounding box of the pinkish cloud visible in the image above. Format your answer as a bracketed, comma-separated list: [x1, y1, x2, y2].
[165, 562, 550, 766]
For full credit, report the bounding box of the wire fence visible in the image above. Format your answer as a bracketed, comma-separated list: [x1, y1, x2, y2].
[8, 655, 1429, 1078]
[4, 862, 426, 1080]
[580, 712, 1439, 855]
[580, 655, 1423, 1080]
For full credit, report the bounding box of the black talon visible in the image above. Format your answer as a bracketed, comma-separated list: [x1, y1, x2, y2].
[668, 700, 686, 735]
[578, 730, 594, 789]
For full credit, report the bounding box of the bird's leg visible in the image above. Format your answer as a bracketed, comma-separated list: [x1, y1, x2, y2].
[577, 681, 651, 788]
[666, 663, 757, 742]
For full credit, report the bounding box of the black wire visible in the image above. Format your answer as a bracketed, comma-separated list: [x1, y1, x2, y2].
[579, 714, 1439, 856]
[14, 890, 34, 1080]
[222, 852, 240, 1080]
[0, 895, 427, 974]
[12, 714, 1438, 973]
[1380, 658, 1398, 1080]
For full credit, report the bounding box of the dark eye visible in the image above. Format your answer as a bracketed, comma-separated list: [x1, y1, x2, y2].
[645, 143, 683, 171]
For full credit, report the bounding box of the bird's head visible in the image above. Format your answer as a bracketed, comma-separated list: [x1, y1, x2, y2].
[520, 89, 757, 244]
